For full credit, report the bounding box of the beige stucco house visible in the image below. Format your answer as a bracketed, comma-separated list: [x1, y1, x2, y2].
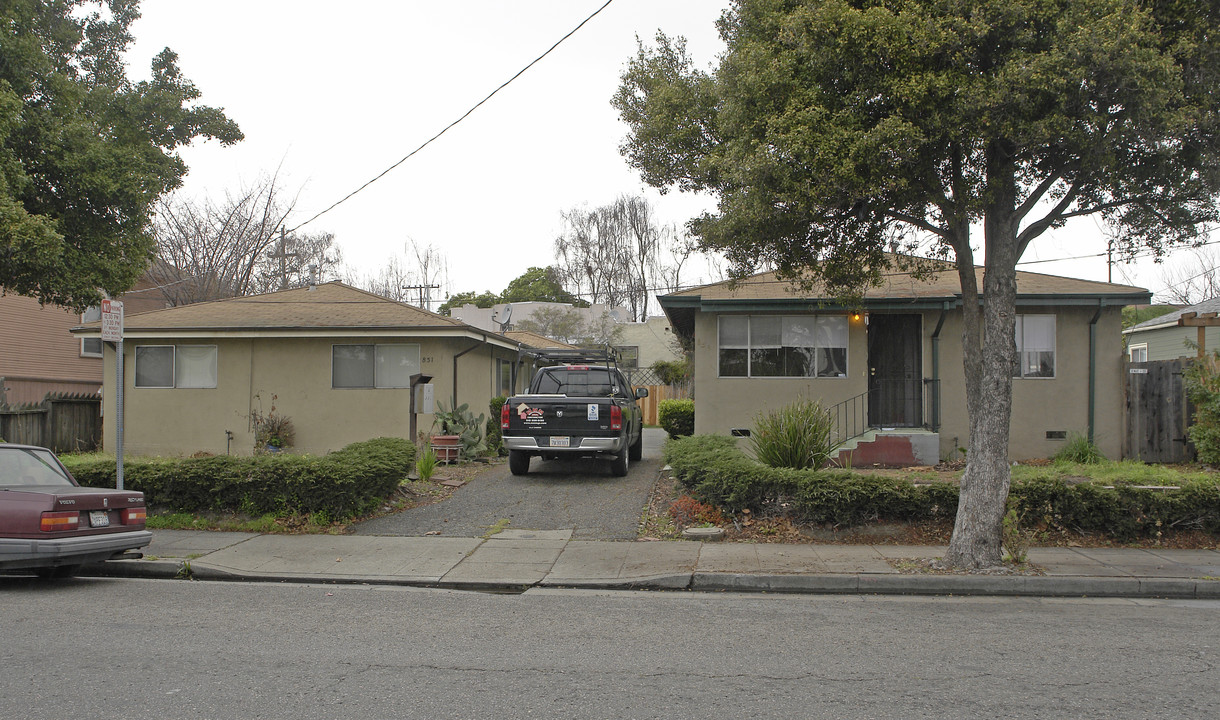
[659, 265, 1151, 464]
[72, 282, 530, 457]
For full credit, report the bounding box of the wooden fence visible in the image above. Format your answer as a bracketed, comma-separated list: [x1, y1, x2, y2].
[0, 394, 101, 453]
[636, 384, 692, 427]
[1124, 359, 1194, 463]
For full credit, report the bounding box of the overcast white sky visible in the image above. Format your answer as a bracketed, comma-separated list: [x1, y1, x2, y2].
[125, 0, 1210, 306]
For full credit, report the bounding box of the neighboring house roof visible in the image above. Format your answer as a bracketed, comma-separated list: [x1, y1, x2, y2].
[1124, 297, 1220, 334]
[660, 263, 1151, 336]
[71, 282, 518, 349]
[503, 330, 575, 349]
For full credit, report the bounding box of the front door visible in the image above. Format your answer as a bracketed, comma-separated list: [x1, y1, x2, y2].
[868, 314, 922, 428]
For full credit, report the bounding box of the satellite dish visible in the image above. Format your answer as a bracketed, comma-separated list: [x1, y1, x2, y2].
[501, 305, 513, 324]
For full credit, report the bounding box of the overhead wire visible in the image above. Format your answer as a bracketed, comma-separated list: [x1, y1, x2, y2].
[286, 0, 616, 234]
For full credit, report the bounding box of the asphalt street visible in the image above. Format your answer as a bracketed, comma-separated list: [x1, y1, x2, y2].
[353, 428, 668, 540]
[3, 578, 1217, 719]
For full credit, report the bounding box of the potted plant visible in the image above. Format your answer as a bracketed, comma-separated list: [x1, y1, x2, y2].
[251, 393, 295, 454]
[431, 401, 487, 462]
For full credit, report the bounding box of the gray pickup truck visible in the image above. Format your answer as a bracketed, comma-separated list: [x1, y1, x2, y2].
[500, 354, 648, 477]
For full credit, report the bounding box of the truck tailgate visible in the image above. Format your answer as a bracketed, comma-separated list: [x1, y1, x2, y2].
[507, 397, 615, 435]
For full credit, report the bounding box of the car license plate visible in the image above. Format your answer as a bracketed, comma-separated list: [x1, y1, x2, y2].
[89, 510, 110, 528]
[549, 436, 570, 447]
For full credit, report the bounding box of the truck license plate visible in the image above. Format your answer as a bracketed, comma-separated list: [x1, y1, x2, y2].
[550, 436, 570, 447]
[89, 510, 110, 528]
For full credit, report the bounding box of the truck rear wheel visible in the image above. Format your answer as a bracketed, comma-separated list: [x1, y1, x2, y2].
[610, 449, 629, 477]
[509, 450, 530, 476]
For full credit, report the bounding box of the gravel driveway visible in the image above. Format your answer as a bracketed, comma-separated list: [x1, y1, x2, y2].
[353, 428, 668, 540]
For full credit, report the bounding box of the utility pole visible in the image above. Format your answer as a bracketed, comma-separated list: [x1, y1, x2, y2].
[1107, 239, 1113, 283]
[267, 228, 299, 290]
[401, 284, 440, 310]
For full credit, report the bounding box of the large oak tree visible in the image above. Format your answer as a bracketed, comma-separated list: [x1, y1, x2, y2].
[614, 0, 1220, 567]
[0, 0, 241, 311]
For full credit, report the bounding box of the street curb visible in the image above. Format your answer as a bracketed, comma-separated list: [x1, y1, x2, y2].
[539, 573, 694, 591]
[80, 560, 1220, 600]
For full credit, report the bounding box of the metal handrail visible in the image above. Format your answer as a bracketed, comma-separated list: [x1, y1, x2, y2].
[922, 378, 941, 432]
[828, 391, 871, 444]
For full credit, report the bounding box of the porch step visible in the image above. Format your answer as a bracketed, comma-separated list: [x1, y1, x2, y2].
[836, 429, 939, 468]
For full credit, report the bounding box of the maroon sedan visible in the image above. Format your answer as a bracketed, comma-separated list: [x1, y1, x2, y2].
[0, 443, 151, 578]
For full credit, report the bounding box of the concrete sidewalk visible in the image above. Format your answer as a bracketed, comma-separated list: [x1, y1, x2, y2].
[87, 528, 1220, 599]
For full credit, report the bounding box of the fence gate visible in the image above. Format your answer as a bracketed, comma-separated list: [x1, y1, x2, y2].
[1125, 359, 1194, 463]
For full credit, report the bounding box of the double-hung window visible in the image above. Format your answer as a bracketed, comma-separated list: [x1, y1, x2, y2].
[1014, 315, 1056, 378]
[134, 345, 218, 388]
[719, 315, 848, 378]
[80, 306, 103, 357]
[332, 344, 421, 388]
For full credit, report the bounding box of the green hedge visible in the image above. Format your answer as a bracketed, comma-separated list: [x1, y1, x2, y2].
[658, 399, 694, 438]
[62, 437, 415, 519]
[664, 435, 1220, 539]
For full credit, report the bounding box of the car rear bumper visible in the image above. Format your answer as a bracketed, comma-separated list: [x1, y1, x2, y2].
[0, 530, 153, 571]
[504, 436, 624, 453]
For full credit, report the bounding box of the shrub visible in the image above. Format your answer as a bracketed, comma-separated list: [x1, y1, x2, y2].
[486, 396, 507, 456]
[1185, 353, 1220, 464]
[747, 398, 841, 469]
[61, 437, 415, 519]
[416, 442, 438, 481]
[658, 399, 695, 438]
[1053, 433, 1105, 464]
[668, 495, 725, 526]
[652, 358, 692, 385]
[664, 434, 1220, 539]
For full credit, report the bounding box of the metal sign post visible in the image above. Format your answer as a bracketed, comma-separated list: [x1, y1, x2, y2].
[102, 300, 125, 490]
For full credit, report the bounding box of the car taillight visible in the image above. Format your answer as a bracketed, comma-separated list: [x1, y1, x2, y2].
[121, 507, 146, 525]
[41, 511, 79, 532]
[610, 404, 622, 430]
[501, 402, 510, 429]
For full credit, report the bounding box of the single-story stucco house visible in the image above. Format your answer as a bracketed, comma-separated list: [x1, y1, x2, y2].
[72, 282, 535, 457]
[658, 264, 1151, 464]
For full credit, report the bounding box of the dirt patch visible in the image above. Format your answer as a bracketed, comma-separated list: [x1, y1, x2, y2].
[348, 458, 504, 527]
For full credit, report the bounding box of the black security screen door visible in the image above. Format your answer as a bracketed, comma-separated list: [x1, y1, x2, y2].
[867, 314, 922, 427]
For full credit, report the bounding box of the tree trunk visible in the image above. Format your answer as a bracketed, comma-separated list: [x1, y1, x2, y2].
[945, 144, 1020, 569]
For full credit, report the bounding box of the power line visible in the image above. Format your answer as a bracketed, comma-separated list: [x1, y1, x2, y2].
[288, 0, 616, 234]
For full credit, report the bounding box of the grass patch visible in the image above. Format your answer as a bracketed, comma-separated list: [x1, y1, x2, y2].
[1012, 459, 1213, 486]
[146, 510, 345, 534]
[482, 518, 511, 538]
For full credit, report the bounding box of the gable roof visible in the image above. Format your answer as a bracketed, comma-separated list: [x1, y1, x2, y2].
[72, 282, 516, 348]
[660, 263, 1151, 336]
[503, 330, 576, 349]
[1124, 297, 1220, 334]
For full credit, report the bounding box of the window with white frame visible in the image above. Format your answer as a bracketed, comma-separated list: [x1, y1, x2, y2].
[1014, 315, 1056, 378]
[134, 345, 217, 388]
[718, 315, 848, 378]
[496, 358, 514, 396]
[80, 306, 102, 357]
[332, 344, 421, 388]
[614, 346, 639, 369]
[1129, 344, 1148, 363]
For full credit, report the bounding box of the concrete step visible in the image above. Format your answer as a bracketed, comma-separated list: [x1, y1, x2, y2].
[836, 428, 939, 467]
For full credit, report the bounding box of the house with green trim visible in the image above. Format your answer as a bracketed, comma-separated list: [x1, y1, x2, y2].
[72, 282, 536, 457]
[658, 265, 1150, 464]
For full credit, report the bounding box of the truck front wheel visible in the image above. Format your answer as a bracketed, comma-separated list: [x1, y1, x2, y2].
[509, 450, 531, 476]
[628, 430, 643, 461]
